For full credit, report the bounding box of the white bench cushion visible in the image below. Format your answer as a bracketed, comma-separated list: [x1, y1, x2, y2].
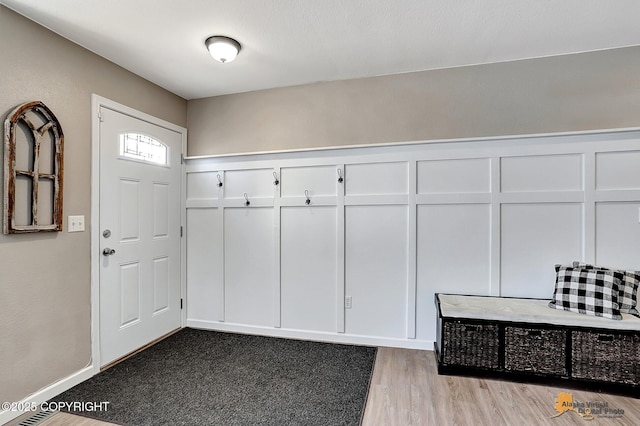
[439, 294, 640, 331]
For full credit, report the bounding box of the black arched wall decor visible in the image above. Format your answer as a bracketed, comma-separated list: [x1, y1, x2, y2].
[3, 101, 64, 234]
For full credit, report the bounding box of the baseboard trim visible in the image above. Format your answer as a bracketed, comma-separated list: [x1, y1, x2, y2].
[0, 365, 94, 425]
[187, 319, 433, 350]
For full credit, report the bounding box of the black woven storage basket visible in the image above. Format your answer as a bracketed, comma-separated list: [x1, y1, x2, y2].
[504, 326, 567, 376]
[442, 320, 499, 369]
[572, 330, 640, 385]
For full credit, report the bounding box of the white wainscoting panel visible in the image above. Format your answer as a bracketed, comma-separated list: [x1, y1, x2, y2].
[345, 205, 408, 338]
[187, 171, 221, 200]
[416, 203, 492, 342]
[596, 151, 640, 190]
[185, 129, 640, 349]
[281, 165, 337, 198]
[224, 207, 275, 326]
[186, 208, 223, 322]
[501, 154, 583, 192]
[224, 169, 275, 199]
[281, 206, 337, 332]
[417, 158, 490, 194]
[595, 202, 640, 270]
[501, 203, 583, 298]
[345, 162, 408, 196]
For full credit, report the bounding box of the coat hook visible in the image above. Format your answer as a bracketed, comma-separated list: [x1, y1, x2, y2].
[244, 193, 250, 206]
[273, 171, 280, 186]
[305, 189, 311, 205]
[337, 168, 343, 183]
[217, 173, 223, 187]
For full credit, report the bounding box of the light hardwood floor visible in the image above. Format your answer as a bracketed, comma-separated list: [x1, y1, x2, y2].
[362, 348, 640, 425]
[9, 348, 640, 426]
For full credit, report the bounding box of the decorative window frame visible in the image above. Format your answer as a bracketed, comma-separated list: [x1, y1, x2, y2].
[119, 132, 169, 166]
[3, 101, 64, 234]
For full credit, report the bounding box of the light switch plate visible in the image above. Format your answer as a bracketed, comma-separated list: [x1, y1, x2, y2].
[68, 215, 85, 232]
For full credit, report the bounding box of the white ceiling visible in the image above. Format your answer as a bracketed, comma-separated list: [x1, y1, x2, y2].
[3, 0, 640, 100]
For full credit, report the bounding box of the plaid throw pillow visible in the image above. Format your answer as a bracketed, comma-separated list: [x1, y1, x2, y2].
[548, 265, 623, 320]
[572, 261, 640, 317]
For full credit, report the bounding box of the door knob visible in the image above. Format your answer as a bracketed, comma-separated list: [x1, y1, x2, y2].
[103, 248, 116, 256]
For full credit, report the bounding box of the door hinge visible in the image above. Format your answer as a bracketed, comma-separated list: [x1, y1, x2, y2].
[180, 298, 183, 310]
[98, 112, 104, 123]
[181, 153, 184, 164]
[180, 225, 183, 237]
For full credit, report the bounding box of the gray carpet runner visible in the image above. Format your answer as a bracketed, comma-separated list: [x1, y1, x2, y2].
[51, 328, 376, 426]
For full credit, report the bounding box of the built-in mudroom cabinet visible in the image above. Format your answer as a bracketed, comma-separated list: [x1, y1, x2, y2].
[185, 129, 640, 349]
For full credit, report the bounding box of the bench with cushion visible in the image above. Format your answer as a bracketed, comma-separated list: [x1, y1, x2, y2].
[435, 293, 640, 395]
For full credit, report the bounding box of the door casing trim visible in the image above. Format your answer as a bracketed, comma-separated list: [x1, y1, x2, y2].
[91, 94, 187, 373]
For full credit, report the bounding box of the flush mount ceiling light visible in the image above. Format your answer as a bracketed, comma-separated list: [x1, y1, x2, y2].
[205, 36, 241, 63]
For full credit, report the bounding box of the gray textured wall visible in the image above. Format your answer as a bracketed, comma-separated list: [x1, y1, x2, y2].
[0, 5, 186, 405]
[188, 46, 640, 156]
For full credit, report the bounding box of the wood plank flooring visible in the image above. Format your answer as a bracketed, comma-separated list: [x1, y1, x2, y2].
[39, 412, 114, 426]
[9, 347, 640, 426]
[362, 348, 640, 426]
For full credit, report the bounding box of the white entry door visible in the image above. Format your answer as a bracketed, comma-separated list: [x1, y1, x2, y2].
[99, 106, 182, 366]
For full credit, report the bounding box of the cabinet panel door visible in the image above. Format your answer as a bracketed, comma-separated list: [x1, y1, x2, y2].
[186, 208, 222, 322]
[224, 208, 275, 326]
[416, 204, 491, 342]
[281, 206, 337, 332]
[345, 205, 408, 338]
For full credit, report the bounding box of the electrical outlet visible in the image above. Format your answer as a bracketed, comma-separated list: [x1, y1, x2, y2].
[68, 215, 85, 232]
[345, 296, 352, 309]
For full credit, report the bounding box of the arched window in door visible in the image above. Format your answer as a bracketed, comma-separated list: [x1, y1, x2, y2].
[3, 101, 64, 234]
[119, 132, 168, 165]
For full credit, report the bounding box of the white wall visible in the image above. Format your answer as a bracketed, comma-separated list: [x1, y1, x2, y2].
[185, 129, 640, 348]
